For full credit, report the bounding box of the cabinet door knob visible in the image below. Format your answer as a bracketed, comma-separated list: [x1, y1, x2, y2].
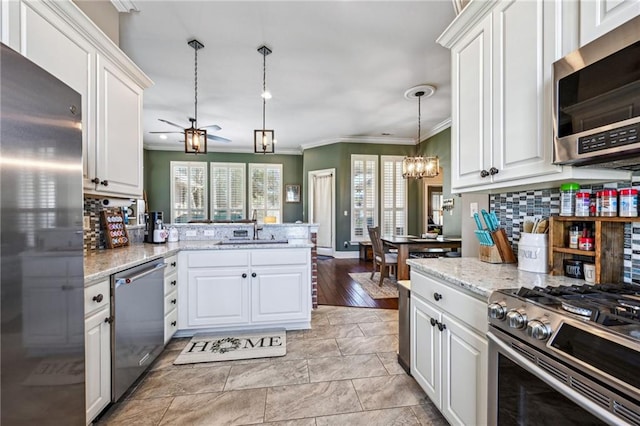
[252, 272, 257, 278]
[171, 280, 177, 286]
[242, 273, 247, 278]
[437, 322, 446, 332]
[171, 262, 176, 267]
[480, 170, 489, 178]
[91, 177, 100, 184]
[171, 299, 177, 304]
[433, 292, 442, 301]
[104, 317, 113, 324]
[430, 318, 437, 327]
[489, 167, 499, 176]
[171, 321, 177, 327]
[100, 179, 109, 186]
[92, 294, 104, 303]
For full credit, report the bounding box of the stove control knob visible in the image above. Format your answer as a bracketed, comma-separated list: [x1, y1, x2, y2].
[506, 309, 527, 329]
[488, 302, 507, 320]
[526, 319, 551, 341]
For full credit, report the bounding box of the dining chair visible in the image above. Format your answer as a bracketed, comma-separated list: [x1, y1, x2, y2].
[367, 226, 398, 286]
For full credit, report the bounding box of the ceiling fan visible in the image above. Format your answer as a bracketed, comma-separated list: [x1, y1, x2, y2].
[149, 118, 232, 143]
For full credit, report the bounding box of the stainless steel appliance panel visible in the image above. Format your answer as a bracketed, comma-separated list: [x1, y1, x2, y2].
[397, 283, 411, 374]
[112, 260, 166, 401]
[0, 43, 85, 424]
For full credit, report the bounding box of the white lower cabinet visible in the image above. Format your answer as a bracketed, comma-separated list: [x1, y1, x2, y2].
[178, 248, 311, 332]
[163, 254, 179, 343]
[410, 270, 487, 426]
[84, 279, 111, 425]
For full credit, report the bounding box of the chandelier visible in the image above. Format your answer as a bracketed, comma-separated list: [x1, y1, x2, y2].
[185, 39, 207, 154]
[254, 45, 276, 154]
[402, 85, 439, 179]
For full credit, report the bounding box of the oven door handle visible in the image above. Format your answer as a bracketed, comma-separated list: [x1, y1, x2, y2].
[487, 331, 632, 426]
[115, 262, 167, 286]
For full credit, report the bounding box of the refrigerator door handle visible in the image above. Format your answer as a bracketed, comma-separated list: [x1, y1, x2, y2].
[115, 263, 166, 286]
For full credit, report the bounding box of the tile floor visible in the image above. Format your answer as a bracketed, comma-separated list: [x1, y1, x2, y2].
[98, 305, 449, 426]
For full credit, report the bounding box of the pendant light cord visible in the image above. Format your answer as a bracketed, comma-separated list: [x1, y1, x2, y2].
[194, 45, 198, 128]
[262, 50, 267, 131]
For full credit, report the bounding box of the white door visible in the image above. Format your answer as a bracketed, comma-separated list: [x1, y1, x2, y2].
[309, 169, 335, 256]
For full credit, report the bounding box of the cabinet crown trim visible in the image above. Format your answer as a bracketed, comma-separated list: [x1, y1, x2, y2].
[44, 1, 153, 88]
[437, 0, 496, 48]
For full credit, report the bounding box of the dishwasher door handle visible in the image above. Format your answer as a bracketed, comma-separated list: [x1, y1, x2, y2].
[116, 262, 167, 285]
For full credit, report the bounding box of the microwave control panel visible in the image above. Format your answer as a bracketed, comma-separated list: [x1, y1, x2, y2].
[578, 123, 639, 154]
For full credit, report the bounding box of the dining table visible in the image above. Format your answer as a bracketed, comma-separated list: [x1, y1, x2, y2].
[380, 235, 462, 281]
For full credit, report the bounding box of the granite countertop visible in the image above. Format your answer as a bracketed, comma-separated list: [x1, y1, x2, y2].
[84, 240, 314, 284]
[406, 257, 587, 301]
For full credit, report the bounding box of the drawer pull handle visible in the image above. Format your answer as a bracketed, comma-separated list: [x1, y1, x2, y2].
[252, 272, 257, 278]
[171, 321, 177, 327]
[437, 322, 446, 332]
[433, 292, 442, 301]
[171, 262, 176, 267]
[171, 298, 177, 304]
[242, 273, 247, 278]
[92, 294, 104, 303]
[171, 280, 177, 286]
[430, 318, 437, 327]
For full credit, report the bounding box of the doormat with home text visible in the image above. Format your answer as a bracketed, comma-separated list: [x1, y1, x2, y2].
[173, 329, 286, 365]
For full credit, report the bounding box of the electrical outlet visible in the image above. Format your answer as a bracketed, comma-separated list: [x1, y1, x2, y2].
[470, 202, 479, 217]
[186, 230, 197, 237]
[83, 216, 91, 230]
[344, 211, 348, 216]
[204, 230, 215, 236]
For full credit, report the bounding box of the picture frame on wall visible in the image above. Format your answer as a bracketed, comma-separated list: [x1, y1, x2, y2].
[285, 184, 301, 203]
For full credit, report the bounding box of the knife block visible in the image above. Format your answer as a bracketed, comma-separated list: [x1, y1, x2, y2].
[478, 229, 516, 264]
[479, 244, 503, 263]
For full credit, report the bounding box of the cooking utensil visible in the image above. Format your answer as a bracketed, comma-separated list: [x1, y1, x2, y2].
[481, 209, 498, 231]
[473, 213, 484, 231]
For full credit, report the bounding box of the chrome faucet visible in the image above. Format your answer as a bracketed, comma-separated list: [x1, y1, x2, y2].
[252, 220, 263, 240]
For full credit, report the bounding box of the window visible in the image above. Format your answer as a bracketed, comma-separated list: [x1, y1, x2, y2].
[381, 156, 407, 236]
[351, 154, 378, 241]
[170, 161, 207, 223]
[210, 163, 246, 221]
[249, 163, 282, 223]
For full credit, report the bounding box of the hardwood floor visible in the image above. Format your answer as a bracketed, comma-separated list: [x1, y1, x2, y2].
[317, 257, 398, 309]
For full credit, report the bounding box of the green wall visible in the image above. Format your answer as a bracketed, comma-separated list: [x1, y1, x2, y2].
[417, 127, 460, 237]
[144, 150, 303, 223]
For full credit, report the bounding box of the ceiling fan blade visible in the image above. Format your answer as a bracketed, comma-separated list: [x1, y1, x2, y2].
[202, 124, 222, 131]
[207, 134, 232, 143]
[149, 131, 184, 134]
[158, 118, 186, 129]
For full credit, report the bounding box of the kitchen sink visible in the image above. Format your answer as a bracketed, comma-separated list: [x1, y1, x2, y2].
[219, 238, 289, 245]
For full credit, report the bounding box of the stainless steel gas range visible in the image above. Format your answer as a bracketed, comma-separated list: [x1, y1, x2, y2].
[487, 283, 640, 425]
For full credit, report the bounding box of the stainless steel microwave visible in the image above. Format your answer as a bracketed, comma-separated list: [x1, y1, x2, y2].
[553, 15, 640, 170]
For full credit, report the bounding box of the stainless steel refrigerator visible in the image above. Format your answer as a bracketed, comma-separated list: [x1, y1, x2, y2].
[1, 43, 85, 424]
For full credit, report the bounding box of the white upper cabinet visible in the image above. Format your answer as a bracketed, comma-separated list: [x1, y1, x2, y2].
[580, 0, 640, 45]
[1, 0, 152, 198]
[439, 0, 630, 193]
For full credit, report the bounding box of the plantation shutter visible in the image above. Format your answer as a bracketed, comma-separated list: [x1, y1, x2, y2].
[249, 163, 282, 223]
[381, 156, 406, 236]
[210, 163, 246, 220]
[351, 155, 378, 241]
[170, 161, 207, 223]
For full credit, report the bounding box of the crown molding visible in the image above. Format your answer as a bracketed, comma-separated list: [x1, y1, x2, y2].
[110, 0, 139, 13]
[421, 118, 452, 140]
[436, 0, 496, 48]
[300, 136, 414, 151]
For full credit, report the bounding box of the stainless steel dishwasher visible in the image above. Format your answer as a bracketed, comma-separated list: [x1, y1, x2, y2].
[111, 259, 166, 401]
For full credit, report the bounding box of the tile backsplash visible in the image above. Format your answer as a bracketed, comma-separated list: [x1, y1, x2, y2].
[490, 180, 640, 284]
[83, 196, 143, 252]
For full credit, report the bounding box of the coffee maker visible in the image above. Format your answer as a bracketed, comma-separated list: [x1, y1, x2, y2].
[144, 211, 166, 244]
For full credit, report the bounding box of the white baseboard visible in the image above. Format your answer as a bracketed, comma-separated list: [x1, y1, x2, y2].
[332, 251, 360, 259]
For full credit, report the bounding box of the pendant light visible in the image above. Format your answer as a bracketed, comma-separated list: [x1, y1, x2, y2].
[402, 85, 439, 179]
[254, 45, 276, 154]
[185, 39, 207, 154]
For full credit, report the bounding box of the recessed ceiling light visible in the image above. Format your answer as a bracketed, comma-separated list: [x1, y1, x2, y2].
[159, 134, 168, 140]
